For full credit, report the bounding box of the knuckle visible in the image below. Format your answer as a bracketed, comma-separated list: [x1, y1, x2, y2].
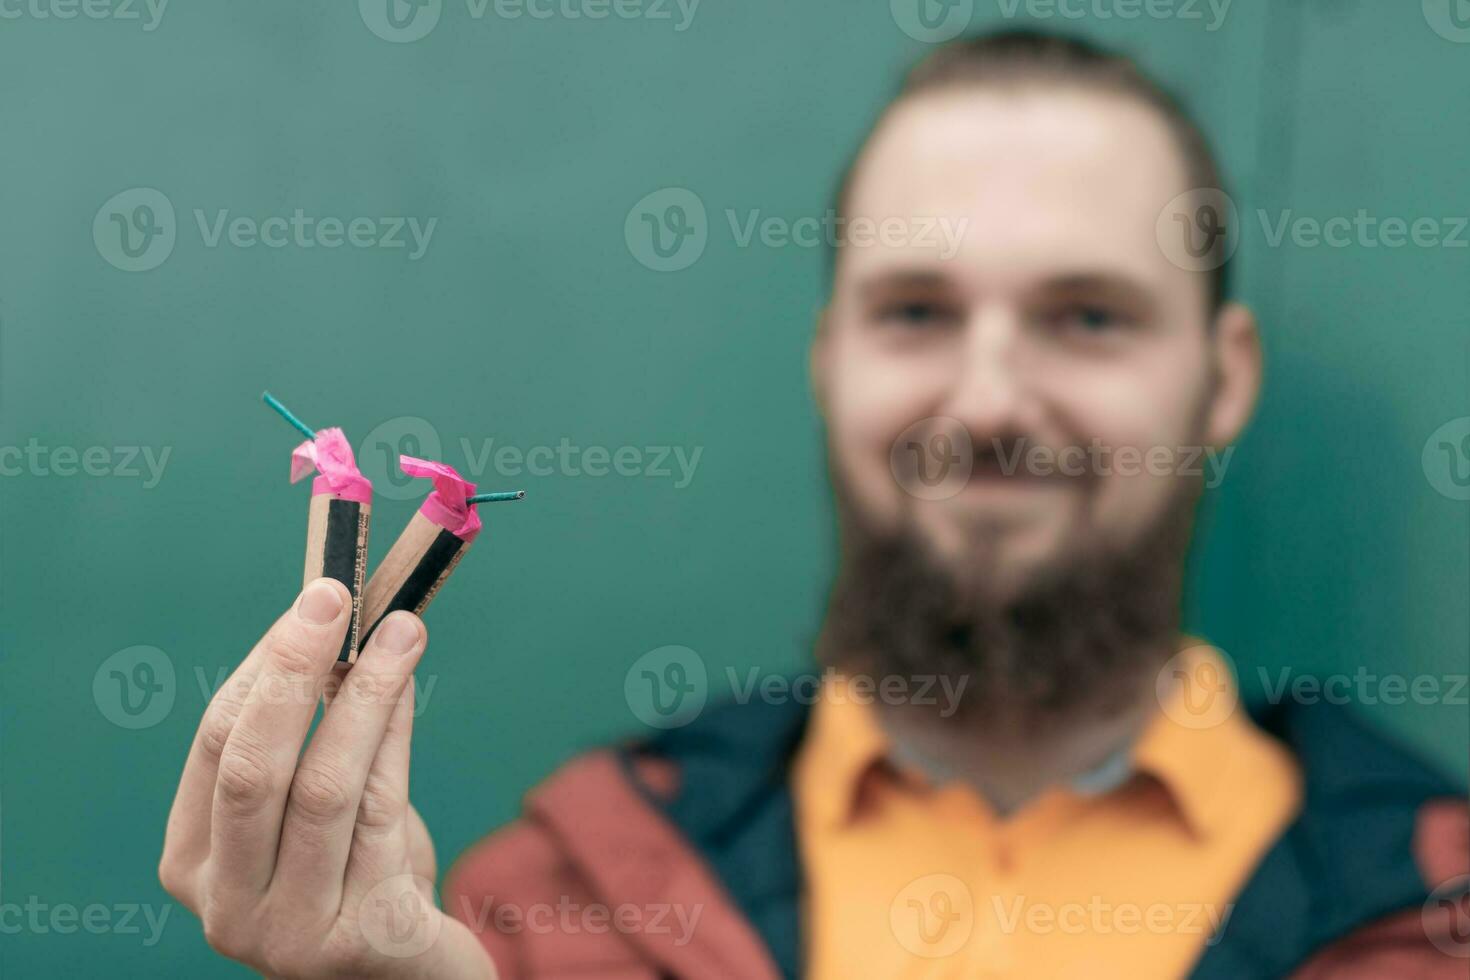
[265, 628, 326, 678]
[343, 671, 402, 709]
[356, 772, 406, 831]
[198, 702, 240, 761]
[213, 668, 255, 707]
[201, 911, 251, 962]
[157, 855, 191, 904]
[290, 761, 354, 826]
[215, 734, 278, 813]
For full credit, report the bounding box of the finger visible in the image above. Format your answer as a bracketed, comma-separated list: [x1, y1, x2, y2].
[341, 675, 419, 909]
[273, 611, 426, 912]
[160, 605, 288, 901]
[208, 579, 351, 900]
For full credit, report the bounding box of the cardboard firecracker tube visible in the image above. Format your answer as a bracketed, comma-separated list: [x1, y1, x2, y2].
[360, 456, 483, 646]
[290, 427, 373, 663]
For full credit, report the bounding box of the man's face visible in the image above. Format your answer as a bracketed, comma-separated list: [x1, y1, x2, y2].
[816, 87, 1252, 598]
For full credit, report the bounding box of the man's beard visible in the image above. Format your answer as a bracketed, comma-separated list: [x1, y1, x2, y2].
[817, 463, 1202, 735]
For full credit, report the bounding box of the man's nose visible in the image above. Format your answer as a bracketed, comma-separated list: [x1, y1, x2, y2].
[938, 308, 1038, 439]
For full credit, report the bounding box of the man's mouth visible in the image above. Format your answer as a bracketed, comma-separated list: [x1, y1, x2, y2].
[963, 445, 1089, 491]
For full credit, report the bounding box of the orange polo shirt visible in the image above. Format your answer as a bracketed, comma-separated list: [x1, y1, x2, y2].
[792, 644, 1302, 979]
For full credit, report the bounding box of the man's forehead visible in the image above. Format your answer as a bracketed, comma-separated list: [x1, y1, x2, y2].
[840, 88, 1194, 288]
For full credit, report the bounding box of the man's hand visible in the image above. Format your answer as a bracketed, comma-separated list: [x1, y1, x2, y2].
[159, 578, 496, 979]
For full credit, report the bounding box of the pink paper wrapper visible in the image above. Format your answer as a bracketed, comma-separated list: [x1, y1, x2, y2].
[289, 427, 373, 504]
[400, 455, 482, 542]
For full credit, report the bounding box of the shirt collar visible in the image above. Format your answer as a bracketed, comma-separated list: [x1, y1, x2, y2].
[800, 671, 891, 829]
[1129, 643, 1245, 838]
[800, 643, 1243, 839]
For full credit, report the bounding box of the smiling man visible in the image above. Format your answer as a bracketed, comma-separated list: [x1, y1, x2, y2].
[160, 29, 1468, 979]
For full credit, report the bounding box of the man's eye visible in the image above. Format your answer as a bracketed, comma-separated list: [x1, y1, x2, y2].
[877, 301, 957, 328]
[1052, 305, 1133, 334]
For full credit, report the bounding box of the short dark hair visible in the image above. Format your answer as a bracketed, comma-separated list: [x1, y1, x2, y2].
[830, 30, 1231, 312]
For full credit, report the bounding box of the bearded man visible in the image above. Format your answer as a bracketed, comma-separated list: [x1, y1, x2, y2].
[160, 29, 1469, 980]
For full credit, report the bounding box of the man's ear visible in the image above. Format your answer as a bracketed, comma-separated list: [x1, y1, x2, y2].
[1204, 301, 1262, 447]
[810, 304, 832, 419]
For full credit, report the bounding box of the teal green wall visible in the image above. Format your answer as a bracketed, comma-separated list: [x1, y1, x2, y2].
[2, 2, 1465, 974]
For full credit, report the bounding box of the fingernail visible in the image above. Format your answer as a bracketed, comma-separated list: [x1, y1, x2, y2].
[375, 614, 421, 656]
[298, 580, 345, 625]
